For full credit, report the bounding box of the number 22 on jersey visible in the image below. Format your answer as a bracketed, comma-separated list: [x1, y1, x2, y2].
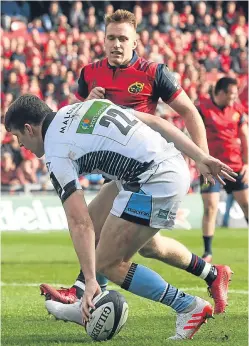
[76, 100, 139, 145]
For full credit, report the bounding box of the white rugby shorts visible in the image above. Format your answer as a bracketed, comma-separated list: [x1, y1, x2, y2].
[110, 154, 190, 229]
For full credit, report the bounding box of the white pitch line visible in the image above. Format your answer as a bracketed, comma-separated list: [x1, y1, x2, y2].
[1, 282, 248, 295]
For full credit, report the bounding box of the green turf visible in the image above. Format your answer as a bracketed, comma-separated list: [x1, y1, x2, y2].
[1, 228, 248, 345]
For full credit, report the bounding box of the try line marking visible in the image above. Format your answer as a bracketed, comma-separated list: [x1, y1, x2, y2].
[1, 282, 248, 295]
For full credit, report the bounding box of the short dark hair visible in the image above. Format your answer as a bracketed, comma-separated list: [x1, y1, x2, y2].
[5, 94, 52, 132]
[214, 77, 238, 95]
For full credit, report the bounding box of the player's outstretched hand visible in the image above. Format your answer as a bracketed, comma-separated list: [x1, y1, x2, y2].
[86, 87, 105, 101]
[196, 155, 238, 186]
[81, 279, 101, 324]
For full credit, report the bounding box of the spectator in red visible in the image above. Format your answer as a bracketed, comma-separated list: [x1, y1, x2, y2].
[2, 36, 11, 58]
[193, 40, 208, 63]
[230, 15, 248, 36]
[29, 76, 43, 99]
[219, 46, 232, 73]
[1, 152, 22, 187]
[20, 147, 40, 184]
[197, 84, 211, 103]
[17, 62, 29, 86]
[179, 4, 192, 28]
[57, 15, 71, 34]
[44, 39, 59, 65]
[1, 57, 12, 88]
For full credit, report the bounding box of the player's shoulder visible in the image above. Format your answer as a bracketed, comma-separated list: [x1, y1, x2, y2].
[198, 97, 213, 110]
[82, 58, 108, 73]
[233, 102, 246, 115]
[135, 56, 158, 75]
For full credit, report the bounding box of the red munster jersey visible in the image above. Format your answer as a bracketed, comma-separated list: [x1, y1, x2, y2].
[76, 52, 182, 115]
[199, 97, 247, 171]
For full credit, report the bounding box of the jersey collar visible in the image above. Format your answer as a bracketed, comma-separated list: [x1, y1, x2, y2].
[211, 94, 227, 111]
[42, 112, 57, 141]
[107, 51, 138, 69]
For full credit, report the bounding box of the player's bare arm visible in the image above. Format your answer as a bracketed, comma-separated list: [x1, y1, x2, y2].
[134, 110, 237, 185]
[168, 90, 209, 154]
[63, 190, 101, 321]
[154, 64, 209, 154]
[239, 122, 248, 184]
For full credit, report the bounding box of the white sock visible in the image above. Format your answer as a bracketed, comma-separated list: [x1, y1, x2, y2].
[74, 280, 86, 291]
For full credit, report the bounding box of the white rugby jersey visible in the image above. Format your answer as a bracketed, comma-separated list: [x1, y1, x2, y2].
[42, 99, 180, 202]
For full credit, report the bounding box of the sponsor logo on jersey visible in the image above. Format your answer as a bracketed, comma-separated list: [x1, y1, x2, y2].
[76, 101, 110, 134]
[127, 207, 150, 217]
[60, 103, 81, 133]
[128, 82, 144, 94]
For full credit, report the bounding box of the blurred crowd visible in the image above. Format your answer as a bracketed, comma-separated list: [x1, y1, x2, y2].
[1, 1, 248, 192]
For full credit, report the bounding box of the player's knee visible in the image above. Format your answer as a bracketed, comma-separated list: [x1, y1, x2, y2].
[203, 204, 218, 219]
[241, 202, 248, 215]
[96, 257, 121, 277]
[139, 242, 158, 258]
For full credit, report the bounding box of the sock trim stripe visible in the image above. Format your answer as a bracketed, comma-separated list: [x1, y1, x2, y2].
[121, 263, 138, 290]
[169, 288, 179, 306]
[74, 280, 86, 291]
[159, 284, 170, 303]
[200, 263, 212, 279]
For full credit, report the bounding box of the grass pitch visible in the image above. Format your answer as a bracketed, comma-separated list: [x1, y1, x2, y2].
[1, 228, 248, 345]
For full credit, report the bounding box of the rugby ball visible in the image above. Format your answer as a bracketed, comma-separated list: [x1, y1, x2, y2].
[85, 290, 128, 341]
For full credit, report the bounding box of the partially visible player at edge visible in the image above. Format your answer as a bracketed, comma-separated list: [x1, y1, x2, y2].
[199, 77, 248, 263]
[40, 10, 233, 314]
[5, 95, 236, 339]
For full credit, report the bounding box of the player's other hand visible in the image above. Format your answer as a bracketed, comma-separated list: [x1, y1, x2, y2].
[240, 164, 248, 184]
[81, 279, 101, 324]
[86, 87, 105, 100]
[196, 155, 238, 186]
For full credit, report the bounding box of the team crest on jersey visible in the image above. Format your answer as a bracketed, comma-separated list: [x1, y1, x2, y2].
[232, 112, 240, 122]
[128, 82, 144, 94]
